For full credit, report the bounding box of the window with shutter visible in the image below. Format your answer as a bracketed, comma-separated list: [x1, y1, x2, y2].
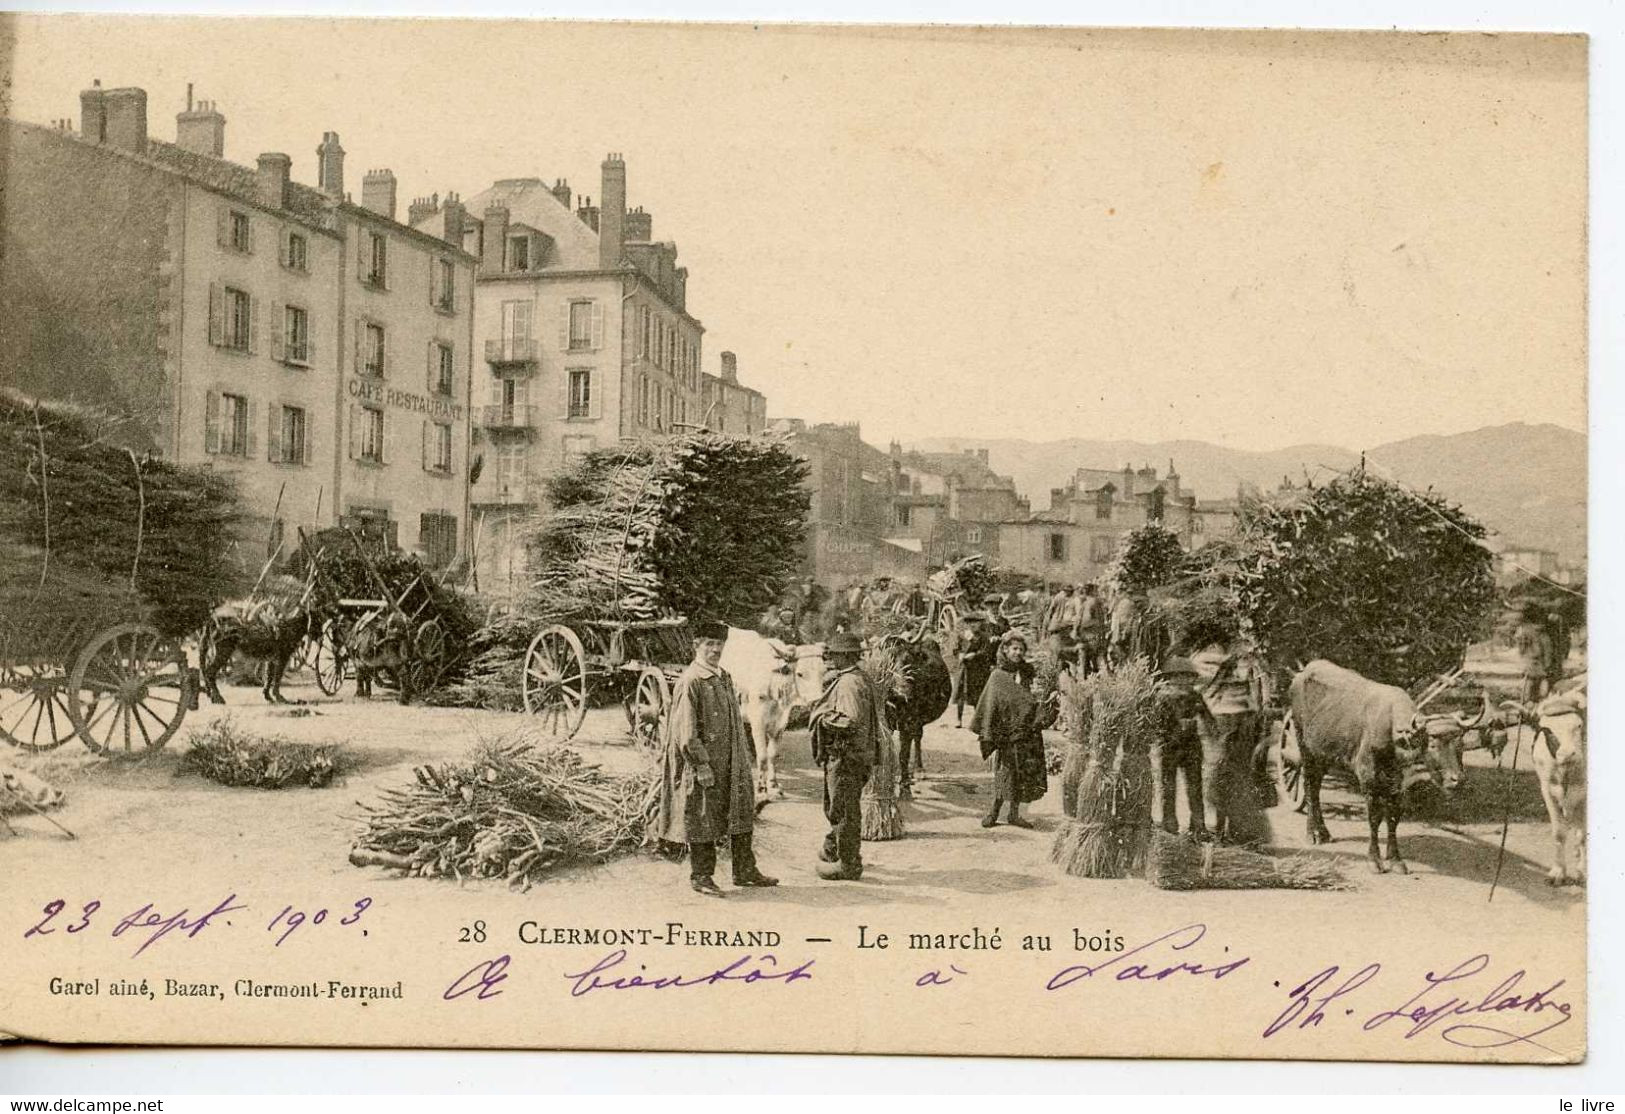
[244, 398, 258, 459]
[590, 304, 604, 350]
[267, 404, 282, 463]
[270, 303, 285, 362]
[568, 301, 593, 350]
[348, 404, 361, 460]
[216, 206, 229, 248]
[247, 295, 261, 355]
[208, 284, 225, 346]
[421, 419, 430, 472]
[204, 391, 220, 454]
[567, 369, 591, 419]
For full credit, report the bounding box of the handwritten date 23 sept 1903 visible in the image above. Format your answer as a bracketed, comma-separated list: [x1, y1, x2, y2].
[21, 895, 374, 956]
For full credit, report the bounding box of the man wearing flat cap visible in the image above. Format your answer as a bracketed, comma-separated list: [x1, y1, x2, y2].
[808, 631, 885, 880]
[656, 619, 779, 897]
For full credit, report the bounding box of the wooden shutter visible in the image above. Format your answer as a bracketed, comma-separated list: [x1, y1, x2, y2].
[353, 321, 364, 373]
[420, 419, 430, 472]
[357, 232, 367, 277]
[558, 368, 571, 419]
[247, 296, 261, 355]
[298, 411, 311, 466]
[269, 303, 285, 362]
[591, 304, 605, 350]
[216, 206, 228, 248]
[207, 284, 224, 346]
[278, 228, 289, 268]
[305, 315, 315, 370]
[348, 405, 360, 460]
[267, 405, 283, 463]
[244, 214, 254, 254]
[244, 398, 258, 459]
[378, 410, 387, 464]
[588, 371, 601, 420]
[426, 340, 437, 391]
[204, 391, 220, 454]
[558, 301, 570, 351]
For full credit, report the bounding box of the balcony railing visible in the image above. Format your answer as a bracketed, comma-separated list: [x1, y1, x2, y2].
[485, 338, 539, 367]
[474, 480, 537, 506]
[482, 404, 537, 432]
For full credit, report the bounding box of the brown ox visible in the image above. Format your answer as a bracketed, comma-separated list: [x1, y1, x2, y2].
[1284, 660, 1486, 874]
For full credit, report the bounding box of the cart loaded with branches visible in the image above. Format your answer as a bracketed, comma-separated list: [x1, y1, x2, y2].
[0, 392, 240, 755]
[465, 433, 809, 745]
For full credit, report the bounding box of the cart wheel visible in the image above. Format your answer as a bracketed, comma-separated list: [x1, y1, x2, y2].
[405, 619, 450, 694]
[68, 623, 192, 756]
[625, 666, 669, 750]
[312, 621, 347, 697]
[937, 603, 959, 643]
[522, 625, 588, 739]
[0, 660, 81, 751]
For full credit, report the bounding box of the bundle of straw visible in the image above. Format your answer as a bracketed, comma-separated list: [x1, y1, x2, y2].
[859, 651, 906, 840]
[182, 716, 342, 789]
[1145, 830, 1350, 891]
[1050, 659, 1160, 878]
[350, 738, 659, 888]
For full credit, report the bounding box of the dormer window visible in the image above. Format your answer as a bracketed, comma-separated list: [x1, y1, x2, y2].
[508, 235, 530, 272]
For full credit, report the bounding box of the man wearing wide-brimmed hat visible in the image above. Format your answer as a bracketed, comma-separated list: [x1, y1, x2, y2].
[656, 619, 779, 897]
[1152, 655, 1208, 838]
[808, 631, 885, 880]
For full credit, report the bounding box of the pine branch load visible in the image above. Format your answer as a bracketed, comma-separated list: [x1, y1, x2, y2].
[0, 389, 243, 648]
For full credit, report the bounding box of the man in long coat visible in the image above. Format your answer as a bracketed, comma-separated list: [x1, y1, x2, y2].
[656, 620, 779, 897]
[808, 631, 885, 880]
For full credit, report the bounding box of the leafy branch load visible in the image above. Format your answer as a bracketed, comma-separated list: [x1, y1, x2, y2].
[525, 433, 809, 626]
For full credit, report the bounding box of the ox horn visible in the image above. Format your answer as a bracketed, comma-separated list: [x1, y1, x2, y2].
[1451, 693, 1491, 731]
[1498, 698, 1536, 727]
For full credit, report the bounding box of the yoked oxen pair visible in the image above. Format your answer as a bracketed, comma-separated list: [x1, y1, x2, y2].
[721, 628, 827, 800]
[1283, 659, 1488, 874]
[1499, 684, 1586, 886]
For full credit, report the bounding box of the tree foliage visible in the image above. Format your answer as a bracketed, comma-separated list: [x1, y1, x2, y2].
[1109, 524, 1186, 595]
[1229, 469, 1496, 688]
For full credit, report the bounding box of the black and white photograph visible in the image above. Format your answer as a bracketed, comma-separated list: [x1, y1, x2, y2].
[0, 17, 1590, 1064]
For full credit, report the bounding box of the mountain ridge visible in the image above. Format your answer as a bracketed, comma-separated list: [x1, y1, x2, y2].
[908, 422, 1586, 563]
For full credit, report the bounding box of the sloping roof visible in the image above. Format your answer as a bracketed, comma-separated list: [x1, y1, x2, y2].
[144, 139, 339, 232]
[445, 177, 603, 270]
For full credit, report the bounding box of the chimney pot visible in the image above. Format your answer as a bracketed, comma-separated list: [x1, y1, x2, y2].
[317, 131, 345, 199]
[361, 168, 398, 220]
[483, 205, 510, 270]
[720, 351, 739, 384]
[599, 153, 627, 268]
[256, 152, 291, 209]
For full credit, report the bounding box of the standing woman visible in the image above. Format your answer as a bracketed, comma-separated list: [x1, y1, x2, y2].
[951, 618, 995, 728]
[970, 630, 1049, 828]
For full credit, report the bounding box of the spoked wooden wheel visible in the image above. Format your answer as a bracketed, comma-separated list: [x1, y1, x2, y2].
[624, 666, 669, 750]
[522, 625, 588, 739]
[312, 621, 347, 697]
[406, 619, 450, 694]
[67, 623, 192, 756]
[937, 603, 959, 643]
[0, 660, 81, 751]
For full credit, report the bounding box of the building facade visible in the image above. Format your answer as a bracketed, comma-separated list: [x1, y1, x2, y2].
[700, 351, 767, 435]
[412, 159, 708, 596]
[1, 84, 477, 570]
[996, 461, 1239, 584]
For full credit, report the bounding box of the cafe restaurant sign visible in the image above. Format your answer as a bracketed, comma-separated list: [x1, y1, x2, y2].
[348, 377, 464, 422]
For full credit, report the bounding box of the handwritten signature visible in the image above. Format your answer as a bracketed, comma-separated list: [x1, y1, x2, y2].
[1266, 954, 1575, 1052]
[1045, 924, 1250, 991]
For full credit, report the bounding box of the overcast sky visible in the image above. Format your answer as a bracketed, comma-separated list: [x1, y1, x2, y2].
[3, 19, 1588, 452]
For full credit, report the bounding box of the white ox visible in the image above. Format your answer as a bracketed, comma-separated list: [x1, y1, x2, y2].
[721, 628, 826, 800]
[1503, 685, 1586, 886]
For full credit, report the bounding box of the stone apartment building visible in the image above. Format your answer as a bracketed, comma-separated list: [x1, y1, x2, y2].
[700, 351, 767, 435]
[883, 446, 1029, 564]
[998, 461, 1239, 584]
[1, 84, 477, 569]
[411, 157, 711, 596]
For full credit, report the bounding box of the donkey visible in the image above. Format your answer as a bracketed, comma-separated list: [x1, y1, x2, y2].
[199, 576, 322, 704]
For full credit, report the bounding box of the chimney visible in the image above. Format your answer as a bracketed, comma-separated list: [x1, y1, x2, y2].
[102, 87, 148, 152]
[175, 90, 225, 157]
[316, 131, 345, 199]
[1122, 465, 1135, 496]
[551, 178, 572, 208]
[599, 153, 626, 268]
[407, 193, 439, 227]
[256, 153, 291, 209]
[977, 449, 989, 465]
[80, 81, 107, 144]
[624, 205, 652, 242]
[483, 206, 510, 270]
[361, 169, 397, 219]
[720, 351, 738, 384]
[1051, 487, 1067, 511]
[441, 192, 466, 247]
[576, 196, 599, 232]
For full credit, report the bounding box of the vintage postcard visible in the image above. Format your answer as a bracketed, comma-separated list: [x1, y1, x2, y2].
[0, 19, 1587, 1061]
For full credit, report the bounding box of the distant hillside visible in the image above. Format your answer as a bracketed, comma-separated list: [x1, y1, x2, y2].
[909, 423, 1586, 563]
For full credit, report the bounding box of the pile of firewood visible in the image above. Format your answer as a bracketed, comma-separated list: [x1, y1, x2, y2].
[349, 738, 659, 888]
[182, 717, 342, 790]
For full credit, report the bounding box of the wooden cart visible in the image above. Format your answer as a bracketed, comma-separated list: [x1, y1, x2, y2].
[520, 616, 691, 748]
[0, 603, 194, 756]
